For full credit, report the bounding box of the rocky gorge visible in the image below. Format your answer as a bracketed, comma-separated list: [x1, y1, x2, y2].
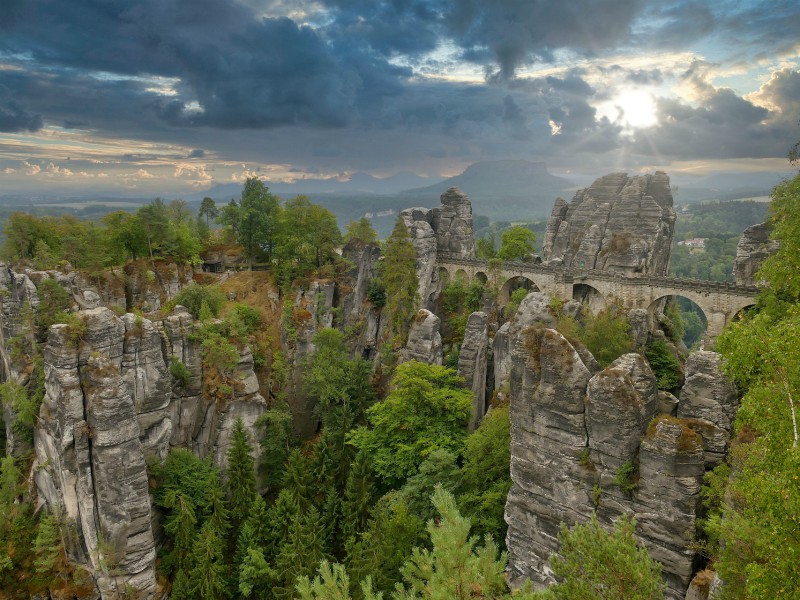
[0, 173, 775, 599]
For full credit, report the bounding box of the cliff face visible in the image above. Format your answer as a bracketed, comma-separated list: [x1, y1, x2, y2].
[401, 186, 476, 309]
[542, 172, 676, 275]
[27, 302, 267, 598]
[733, 222, 779, 286]
[503, 293, 737, 599]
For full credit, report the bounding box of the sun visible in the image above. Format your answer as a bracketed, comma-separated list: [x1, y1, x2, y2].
[612, 89, 658, 129]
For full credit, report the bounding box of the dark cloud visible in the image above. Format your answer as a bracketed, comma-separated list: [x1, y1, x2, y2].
[443, 0, 645, 78]
[0, 85, 43, 132]
[502, 95, 532, 141]
[188, 149, 205, 158]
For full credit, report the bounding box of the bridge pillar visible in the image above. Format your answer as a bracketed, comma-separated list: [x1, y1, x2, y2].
[704, 310, 728, 342]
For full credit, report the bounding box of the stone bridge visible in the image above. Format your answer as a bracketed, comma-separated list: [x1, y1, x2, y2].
[436, 254, 759, 339]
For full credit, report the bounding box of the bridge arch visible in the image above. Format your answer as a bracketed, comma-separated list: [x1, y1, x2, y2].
[438, 267, 450, 287]
[573, 283, 606, 313]
[499, 276, 540, 306]
[454, 269, 468, 283]
[647, 295, 708, 348]
[474, 271, 488, 285]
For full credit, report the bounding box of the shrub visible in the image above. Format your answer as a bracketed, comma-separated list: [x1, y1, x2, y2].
[169, 357, 191, 387]
[644, 339, 682, 391]
[366, 280, 386, 308]
[505, 287, 529, 319]
[614, 460, 638, 494]
[232, 303, 261, 334]
[173, 285, 225, 320]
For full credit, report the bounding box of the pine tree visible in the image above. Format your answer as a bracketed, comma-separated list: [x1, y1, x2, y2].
[267, 488, 301, 554]
[163, 491, 198, 571]
[171, 567, 192, 600]
[394, 485, 508, 599]
[188, 520, 230, 600]
[547, 513, 664, 600]
[32, 513, 62, 581]
[340, 451, 375, 548]
[238, 546, 275, 599]
[382, 217, 419, 339]
[273, 505, 330, 599]
[226, 417, 256, 540]
[206, 472, 230, 544]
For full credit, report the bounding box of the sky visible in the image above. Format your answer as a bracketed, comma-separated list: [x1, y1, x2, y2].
[0, 0, 799, 196]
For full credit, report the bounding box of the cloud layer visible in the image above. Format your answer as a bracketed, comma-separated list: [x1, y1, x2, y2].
[0, 0, 798, 193]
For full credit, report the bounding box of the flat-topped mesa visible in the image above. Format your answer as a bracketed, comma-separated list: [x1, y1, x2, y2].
[401, 186, 476, 308]
[542, 172, 676, 275]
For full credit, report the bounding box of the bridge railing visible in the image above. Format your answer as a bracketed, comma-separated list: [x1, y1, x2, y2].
[436, 254, 760, 297]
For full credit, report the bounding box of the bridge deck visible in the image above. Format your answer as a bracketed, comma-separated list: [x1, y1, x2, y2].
[437, 254, 760, 298]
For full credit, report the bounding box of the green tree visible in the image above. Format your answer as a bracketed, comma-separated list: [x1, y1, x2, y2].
[706, 168, 800, 598]
[382, 218, 419, 340]
[35, 278, 71, 332]
[340, 451, 376, 550]
[256, 403, 297, 492]
[138, 198, 172, 260]
[273, 505, 331, 599]
[163, 491, 198, 572]
[226, 417, 257, 540]
[475, 235, 497, 259]
[200, 197, 219, 227]
[103, 211, 147, 262]
[239, 178, 280, 267]
[498, 226, 536, 261]
[217, 199, 241, 241]
[458, 406, 512, 549]
[394, 485, 509, 599]
[188, 520, 230, 600]
[173, 285, 225, 319]
[345, 493, 425, 597]
[348, 361, 472, 487]
[577, 307, 633, 368]
[344, 218, 379, 245]
[398, 448, 460, 524]
[644, 340, 682, 391]
[546, 513, 664, 600]
[0, 456, 22, 511]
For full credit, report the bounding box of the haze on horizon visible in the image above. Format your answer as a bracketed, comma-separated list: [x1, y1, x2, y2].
[0, 0, 799, 198]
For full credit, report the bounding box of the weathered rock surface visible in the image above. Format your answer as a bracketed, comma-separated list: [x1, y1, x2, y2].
[340, 241, 385, 356]
[31, 304, 268, 598]
[677, 351, 737, 467]
[505, 335, 737, 598]
[542, 172, 676, 275]
[34, 308, 156, 598]
[457, 312, 489, 430]
[733, 222, 779, 286]
[401, 186, 476, 309]
[402, 309, 443, 365]
[282, 281, 337, 437]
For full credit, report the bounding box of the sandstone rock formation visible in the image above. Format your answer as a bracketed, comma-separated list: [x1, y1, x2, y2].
[457, 311, 489, 430]
[542, 172, 676, 275]
[282, 281, 337, 437]
[402, 309, 443, 365]
[733, 222, 779, 286]
[401, 187, 475, 309]
[34, 308, 157, 598]
[504, 293, 738, 598]
[30, 304, 268, 598]
[339, 241, 386, 360]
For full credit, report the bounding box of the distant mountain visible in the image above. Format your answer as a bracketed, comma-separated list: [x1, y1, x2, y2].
[670, 171, 791, 204]
[394, 160, 574, 221]
[191, 171, 440, 202]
